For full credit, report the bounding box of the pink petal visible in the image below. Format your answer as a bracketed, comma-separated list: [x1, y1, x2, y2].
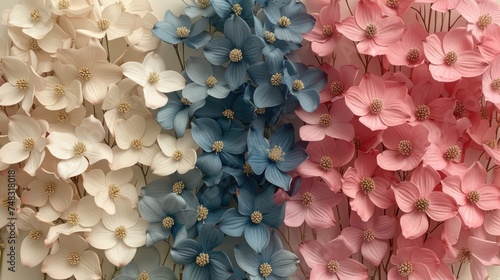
[442, 176, 467, 205]
[423, 34, 445, 64]
[372, 215, 397, 239]
[350, 192, 375, 222]
[341, 227, 364, 252]
[429, 64, 462, 82]
[299, 240, 326, 268]
[299, 125, 326, 141]
[411, 165, 440, 195]
[379, 99, 411, 126]
[427, 192, 458, 221]
[400, 211, 429, 239]
[476, 185, 500, 211]
[462, 162, 487, 193]
[373, 16, 405, 46]
[355, 0, 382, 28]
[453, 51, 488, 78]
[336, 258, 368, 279]
[305, 203, 336, 228]
[393, 182, 419, 213]
[459, 203, 484, 228]
[484, 210, 500, 235]
[284, 201, 306, 227]
[377, 150, 406, 171]
[469, 236, 499, 262]
[325, 123, 354, 141]
[361, 239, 387, 266]
[336, 17, 365, 42]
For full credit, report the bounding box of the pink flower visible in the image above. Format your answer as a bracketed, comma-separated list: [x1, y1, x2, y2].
[423, 27, 488, 82]
[285, 177, 342, 228]
[296, 137, 354, 192]
[300, 236, 368, 280]
[387, 24, 427, 68]
[319, 64, 358, 103]
[393, 165, 458, 239]
[408, 78, 455, 125]
[442, 161, 500, 228]
[456, 0, 500, 40]
[303, 0, 342, 57]
[341, 212, 397, 266]
[388, 247, 440, 279]
[376, 0, 414, 17]
[336, 0, 405, 56]
[377, 124, 430, 171]
[478, 24, 500, 61]
[351, 118, 383, 153]
[344, 73, 411, 131]
[342, 153, 394, 221]
[416, 0, 460, 12]
[482, 56, 500, 105]
[296, 98, 354, 142]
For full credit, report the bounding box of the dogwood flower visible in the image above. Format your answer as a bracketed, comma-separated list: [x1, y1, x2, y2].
[17, 207, 52, 267]
[8, 0, 53, 39]
[151, 130, 198, 176]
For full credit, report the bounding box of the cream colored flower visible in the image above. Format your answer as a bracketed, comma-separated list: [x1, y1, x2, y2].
[32, 105, 86, 133]
[8, 0, 53, 39]
[17, 207, 53, 267]
[151, 130, 198, 176]
[125, 12, 160, 52]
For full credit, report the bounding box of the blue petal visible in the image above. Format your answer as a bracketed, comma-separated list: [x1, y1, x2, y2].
[220, 152, 244, 169]
[141, 180, 169, 198]
[222, 129, 247, 154]
[183, 83, 209, 103]
[265, 50, 284, 73]
[190, 16, 209, 37]
[188, 100, 207, 115]
[208, 84, 231, 99]
[269, 250, 299, 277]
[146, 222, 170, 246]
[211, 0, 233, 18]
[242, 36, 264, 65]
[296, 89, 320, 112]
[175, 209, 198, 228]
[177, 169, 204, 191]
[173, 108, 190, 138]
[237, 187, 255, 216]
[262, 204, 285, 228]
[234, 244, 260, 275]
[220, 208, 249, 236]
[161, 193, 187, 214]
[192, 118, 221, 152]
[204, 37, 232, 65]
[254, 186, 275, 213]
[254, 83, 284, 108]
[196, 152, 223, 175]
[224, 15, 251, 48]
[148, 267, 177, 280]
[269, 124, 294, 152]
[247, 62, 270, 85]
[288, 12, 315, 33]
[186, 32, 212, 49]
[138, 196, 166, 222]
[171, 239, 201, 264]
[276, 148, 307, 172]
[182, 263, 210, 280]
[274, 27, 303, 44]
[209, 251, 233, 279]
[263, 2, 282, 24]
[301, 68, 327, 92]
[225, 62, 248, 90]
[281, 0, 306, 16]
[186, 57, 212, 84]
[152, 21, 182, 44]
[262, 231, 284, 259]
[264, 164, 291, 190]
[199, 224, 224, 251]
[244, 224, 270, 253]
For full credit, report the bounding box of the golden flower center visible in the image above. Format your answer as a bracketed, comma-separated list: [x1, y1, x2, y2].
[78, 67, 92, 80]
[115, 225, 127, 239]
[330, 81, 344, 96]
[363, 229, 375, 241]
[206, 76, 218, 88]
[67, 211, 79, 225]
[138, 271, 150, 280]
[459, 247, 471, 264]
[212, 140, 224, 153]
[319, 114, 331, 126]
[265, 31, 276, 43]
[44, 183, 56, 195]
[250, 210, 263, 224]
[484, 139, 496, 148]
[108, 184, 120, 199]
[243, 162, 254, 176]
[222, 109, 235, 120]
[445, 51, 458, 65]
[301, 192, 314, 207]
[176, 26, 191, 38]
[74, 141, 87, 156]
[267, 145, 285, 162]
[370, 98, 384, 114]
[477, 14, 493, 29]
[30, 39, 40, 51]
[148, 72, 160, 84]
[30, 9, 41, 22]
[229, 49, 243, 63]
[162, 216, 175, 229]
[491, 78, 500, 90]
[398, 261, 413, 276]
[29, 229, 42, 240]
[270, 73, 282, 86]
[23, 138, 35, 150]
[68, 253, 81, 265]
[54, 84, 65, 96]
[319, 155, 333, 171]
[131, 139, 142, 149]
[406, 48, 420, 62]
[292, 79, 305, 91]
[415, 104, 430, 120]
[57, 111, 69, 122]
[172, 181, 185, 194]
[59, 0, 70, 10]
[259, 263, 273, 277]
[444, 145, 461, 161]
[453, 102, 466, 118]
[278, 16, 291, 27]
[360, 177, 375, 194]
[118, 101, 131, 114]
[97, 19, 111, 31]
[365, 24, 378, 38]
[397, 140, 413, 156]
[172, 150, 183, 161]
[232, 4, 243, 16]
[467, 190, 480, 204]
[386, 0, 400, 8]
[16, 78, 29, 91]
[255, 108, 266, 115]
[322, 25, 333, 37]
[197, 205, 209, 221]
[196, 253, 210, 267]
[327, 260, 340, 273]
[197, 0, 210, 9]
[415, 198, 430, 211]
[180, 98, 192, 105]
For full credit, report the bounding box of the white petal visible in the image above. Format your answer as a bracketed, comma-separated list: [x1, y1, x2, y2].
[85, 143, 113, 164]
[143, 52, 166, 73]
[94, 191, 116, 215]
[76, 115, 105, 143]
[157, 134, 178, 156]
[0, 83, 24, 106]
[8, 5, 33, 28]
[0, 142, 30, 164]
[21, 181, 48, 207]
[75, 250, 102, 280]
[49, 181, 73, 212]
[106, 168, 134, 186]
[77, 196, 102, 227]
[109, 147, 139, 170]
[41, 249, 75, 279]
[2, 56, 29, 82]
[121, 61, 147, 86]
[156, 70, 186, 93]
[137, 144, 159, 166]
[143, 83, 168, 109]
[105, 241, 136, 267]
[46, 132, 78, 160]
[82, 169, 106, 196]
[177, 149, 197, 174]
[123, 218, 147, 248]
[21, 237, 49, 267]
[85, 222, 116, 250]
[57, 156, 89, 180]
[151, 153, 178, 176]
[114, 115, 146, 148]
[106, 12, 137, 40]
[23, 150, 45, 176]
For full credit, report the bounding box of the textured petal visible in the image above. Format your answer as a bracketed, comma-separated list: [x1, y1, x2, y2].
[244, 224, 270, 253]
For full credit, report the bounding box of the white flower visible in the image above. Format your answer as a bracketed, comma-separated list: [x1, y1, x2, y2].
[0, 56, 45, 114]
[46, 115, 112, 179]
[151, 130, 198, 176]
[0, 115, 48, 176]
[85, 197, 147, 267]
[32, 105, 86, 133]
[100, 0, 152, 17]
[41, 233, 102, 280]
[51, 0, 93, 17]
[17, 207, 53, 267]
[8, 0, 53, 39]
[110, 114, 160, 170]
[82, 168, 138, 215]
[126, 12, 160, 52]
[122, 52, 186, 109]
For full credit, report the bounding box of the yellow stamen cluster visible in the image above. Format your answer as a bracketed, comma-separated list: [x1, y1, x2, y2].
[232, 4, 243, 16]
[68, 253, 81, 265]
[322, 25, 333, 37]
[243, 162, 254, 176]
[118, 101, 131, 114]
[365, 24, 378, 38]
[319, 114, 331, 126]
[386, 0, 400, 8]
[301, 192, 314, 207]
[131, 139, 142, 149]
[172, 150, 183, 161]
[415, 198, 430, 211]
[148, 72, 160, 84]
[459, 247, 471, 264]
[267, 145, 285, 162]
[108, 184, 120, 199]
[265, 31, 276, 43]
[491, 78, 500, 90]
[363, 229, 375, 241]
[59, 0, 70, 10]
[206, 76, 218, 88]
[292, 80, 305, 91]
[278, 16, 291, 27]
[250, 210, 263, 224]
[73, 141, 87, 156]
[30, 9, 41, 22]
[330, 81, 344, 96]
[222, 109, 235, 120]
[162, 217, 175, 229]
[78, 67, 92, 80]
[229, 49, 243, 63]
[397, 261, 413, 276]
[359, 177, 375, 194]
[270, 73, 282, 86]
[115, 225, 127, 239]
[197, 0, 210, 9]
[397, 140, 413, 156]
[16, 78, 29, 91]
[212, 141, 224, 153]
[319, 156, 333, 171]
[57, 111, 69, 122]
[67, 212, 79, 225]
[30, 39, 41, 51]
[477, 14, 493, 29]
[259, 263, 273, 277]
[443, 145, 461, 161]
[370, 98, 384, 114]
[197, 205, 209, 221]
[138, 271, 150, 280]
[406, 48, 420, 63]
[173, 181, 185, 194]
[44, 183, 56, 195]
[176, 27, 191, 38]
[467, 190, 480, 204]
[23, 138, 35, 150]
[97, 19, 111, 31]
[54, 84, 65, 96]
[327, 260, 340, 273]
[445, 51, 458, 65]
[415, 104, 430, 120]
[29, 229, 42, 240]
[196, 253, 210, 266]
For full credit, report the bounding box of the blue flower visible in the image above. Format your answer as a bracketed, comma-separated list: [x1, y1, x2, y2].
[204, 15, 264, 90]
[195, 185, 228, 231]
[153, 10, 211, 49]
[185, 0, 216, 18]
[171, 224, 233, 280]
[183, 57, 230, 102]
[253, 16, 300, 56]
[115, 246, 177, 280]
[246, 124, 307, 190]
[234, 231, 299, 279]
[156, 91, 205, 138]
[211, 0, 254, 22]
[219, 186, 285, 253]
[194, 91, 254, 125]
[283, 63, 327, 112]
[264, 0, 315, 44]
[243, 85, 282, 127]
[138, 193, 197, 246]
[191, 118, 247, 176]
